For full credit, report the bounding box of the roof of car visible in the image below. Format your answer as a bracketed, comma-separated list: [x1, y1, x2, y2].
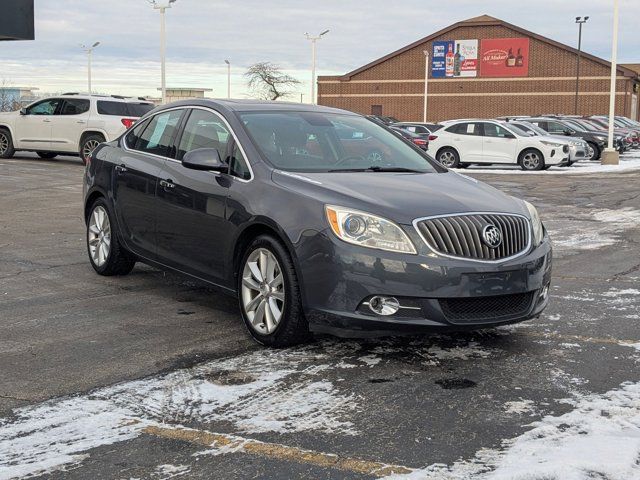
[56, 93, 152, 103]
[152, 98, 356, 115]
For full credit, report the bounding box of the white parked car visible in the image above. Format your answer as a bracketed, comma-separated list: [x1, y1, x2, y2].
[428, 119, 570, 171]
[0, 94, 154, 164]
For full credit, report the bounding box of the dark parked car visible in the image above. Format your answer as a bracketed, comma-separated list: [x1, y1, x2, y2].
[393, 122, 443, 135]
[390, 126, 428, 150]
[366, 115, 400, 125]
[84, 100, 552, 347]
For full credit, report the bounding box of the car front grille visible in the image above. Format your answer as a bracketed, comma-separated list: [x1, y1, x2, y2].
[439, 292, 535, 324]
[415, 213, 530, 261]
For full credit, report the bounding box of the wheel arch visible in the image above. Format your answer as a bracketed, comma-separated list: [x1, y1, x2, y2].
[0, 123, 15, 139]
[84, 186, 109, 223]
[518, 146, 545, 162]
[435, 145, 459, 160]
[230, 219, 305, 301]
[78, 129, 108, 150]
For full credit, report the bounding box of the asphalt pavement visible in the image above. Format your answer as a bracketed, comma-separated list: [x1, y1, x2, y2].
[0, 153, 639, 480]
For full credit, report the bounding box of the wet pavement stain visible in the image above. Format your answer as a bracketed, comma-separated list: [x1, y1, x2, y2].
[435, 377, 477, 390]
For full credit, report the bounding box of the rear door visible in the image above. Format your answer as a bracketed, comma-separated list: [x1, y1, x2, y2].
[14, 98, 62, 150]
[113, 108, 186, 260]
[481, 122, 518, 164]
[50, 98, 91, 153]
[155, 107, 237, 283]
[449, 122, 483, 161]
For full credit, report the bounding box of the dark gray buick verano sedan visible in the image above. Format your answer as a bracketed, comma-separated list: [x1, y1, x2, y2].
[83, 100, 552, 346]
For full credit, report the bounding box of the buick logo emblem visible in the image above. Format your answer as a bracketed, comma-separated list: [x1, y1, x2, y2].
[482, 224, 502, 248]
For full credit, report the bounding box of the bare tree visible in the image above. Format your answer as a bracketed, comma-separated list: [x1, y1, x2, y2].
[0, 79, 21, 112]
[245, 62, 301, 101]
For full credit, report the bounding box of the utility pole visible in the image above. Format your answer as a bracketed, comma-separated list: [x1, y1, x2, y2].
[150, 0, 177, 104]
[224, 59, 231, 99]
[423, 50, 429, 123]
[80, 42, 100, 94]
[574, 16, 589, 115]
[305, 30, 329, 105]
[602, 0, 619, 165]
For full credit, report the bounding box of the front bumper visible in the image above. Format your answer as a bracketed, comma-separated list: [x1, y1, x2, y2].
[297, 229, 552, 337]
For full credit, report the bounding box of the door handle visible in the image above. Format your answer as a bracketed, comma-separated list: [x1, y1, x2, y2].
[77, 120, 86, 124]
[160, 179, 175, 189]
[43, 119, 51, 123]
[115, 165, 127, 174]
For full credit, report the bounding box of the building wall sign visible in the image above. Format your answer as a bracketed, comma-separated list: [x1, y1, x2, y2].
[433, 37, 529, 79]
[480, 38, 530, 77]
[432, 40, 478, 78]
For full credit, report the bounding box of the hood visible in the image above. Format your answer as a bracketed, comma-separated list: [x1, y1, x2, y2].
[537, 135, 570, 144]
[272, 170, 527, 225]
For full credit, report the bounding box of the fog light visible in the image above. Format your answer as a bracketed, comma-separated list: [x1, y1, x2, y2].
[539, 285, 549, 300]
[368, 296, 400, 316]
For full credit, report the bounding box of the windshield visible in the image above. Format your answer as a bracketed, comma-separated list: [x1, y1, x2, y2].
[505, 123, 530, 137]
[516, 122, 547, 136]
[563, 119, 587, 132]
[239, 111, 440, 173]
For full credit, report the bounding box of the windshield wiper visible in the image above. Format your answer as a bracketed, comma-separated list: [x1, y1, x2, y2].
[328, 166, 423, 173]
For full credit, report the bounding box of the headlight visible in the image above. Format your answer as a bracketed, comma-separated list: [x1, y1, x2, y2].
[524, 201, 544, 247]
[541, 141, 565, 148]
[325, 205, 417, 254]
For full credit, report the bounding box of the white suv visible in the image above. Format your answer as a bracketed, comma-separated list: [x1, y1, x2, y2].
[0, 94, 154, 164]
[428, 119, 570, 171]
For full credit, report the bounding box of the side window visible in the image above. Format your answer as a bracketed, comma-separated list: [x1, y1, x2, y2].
[60, 99, 90, 116]
[229, 143, 251, 180]
[135, 110, 183, 157]
[406, 126, 416, 133]
[483, 123, 512, 138]
[26, 98, 62, 116]
[415, 126, 429, 134]
[177, 109, 231, 161]
[547, 121, 566, 134]
[531, 121, 548, 131]
[125, 118, 151, 149]
[450, 122, 481, 136]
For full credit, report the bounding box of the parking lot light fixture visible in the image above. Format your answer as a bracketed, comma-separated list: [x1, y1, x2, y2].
[224, 59, 231, 99]
[149, 0, 177, 104]
[305, 29, 329, 105]
[80, 41, 100, 94]
[423, 50, 429, 123]
[602, 0, 619, 165]
[574, 16, 588, 115]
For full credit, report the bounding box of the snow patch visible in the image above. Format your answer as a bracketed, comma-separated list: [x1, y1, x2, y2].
[152, 464, 190, 479]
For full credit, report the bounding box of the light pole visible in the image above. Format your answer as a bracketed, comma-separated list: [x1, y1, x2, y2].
[149, 0, 177, 104]
[305, 29, 329, 105]
[602, 0, 620, 165]
[80, 42, 100, 94]
[224, 59, 231, 99]
[574, 16, 589, 115]
[423, 50, 429, 123]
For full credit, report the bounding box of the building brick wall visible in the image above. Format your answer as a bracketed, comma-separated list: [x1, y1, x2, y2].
[318, 21, 640, 122]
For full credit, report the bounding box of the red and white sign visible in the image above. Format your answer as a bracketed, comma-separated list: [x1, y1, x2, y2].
[480, 38, 530, 77]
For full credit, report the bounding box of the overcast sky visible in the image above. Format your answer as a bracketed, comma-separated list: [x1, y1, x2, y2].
[1, 0, 638, 99]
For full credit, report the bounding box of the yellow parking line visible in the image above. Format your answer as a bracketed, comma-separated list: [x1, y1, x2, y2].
[143, 425, 414, 477]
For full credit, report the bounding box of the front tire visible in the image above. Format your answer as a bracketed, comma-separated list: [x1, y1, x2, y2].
[587, 142, 600, 161]
[86, 198, 136, 276]
[80, 134, 105, 166]
[238, 235, 310, 347]
[0, 128, 15, 159]
[37, 152, 57, 159]
[518, 148, 545, 171]
[437, 147, 460, 168]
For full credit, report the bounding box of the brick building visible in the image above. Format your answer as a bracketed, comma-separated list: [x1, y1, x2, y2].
[318, 15, 640, 122]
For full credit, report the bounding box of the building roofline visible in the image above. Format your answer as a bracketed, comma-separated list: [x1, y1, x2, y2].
[328, 15, 638, 81]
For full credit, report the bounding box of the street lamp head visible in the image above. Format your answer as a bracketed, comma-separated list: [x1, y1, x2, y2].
[224, 59, 230, 65]
[92, 41, 101, 48]
[585, 16, 589, 21]
[149, 0, 176, 8]
[320, 29, 330, 36]
[575, 16, 589, 23]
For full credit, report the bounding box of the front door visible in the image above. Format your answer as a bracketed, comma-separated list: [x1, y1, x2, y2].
[14, 98, 62, 150]
[481, 122, 518, 164]
[155, 108, 235, 283]
[50, 98, 91, 153]
[113, 109, 185, 260]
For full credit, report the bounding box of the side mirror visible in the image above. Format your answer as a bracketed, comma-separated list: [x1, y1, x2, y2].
[20, 108, 27, 115]
[182, 148, 227, 172]
[527, 131, 536, 137]
[563, 129, 574, 136]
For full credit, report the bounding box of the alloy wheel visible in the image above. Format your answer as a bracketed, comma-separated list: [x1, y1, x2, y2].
[241, 248, 285, 335]
[0, 132, 8, 156]
[522, 152, 541, 170]
[439, 151, 456, 167]
[82, 139, 100, 161]
[88, 206, 111, 267]
[586, 145, 596, 160]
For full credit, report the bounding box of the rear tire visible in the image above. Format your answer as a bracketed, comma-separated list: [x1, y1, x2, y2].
[437, 147, 460, 168]
[80, 133, 105, 166]
[86, 198, 136, 276]
[238, 234, 310, 347]
[587, 142, 600, 161]
[0, 128, 15, 159]
[37, 152, 57, 159]
[518, 148, 545, 171]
